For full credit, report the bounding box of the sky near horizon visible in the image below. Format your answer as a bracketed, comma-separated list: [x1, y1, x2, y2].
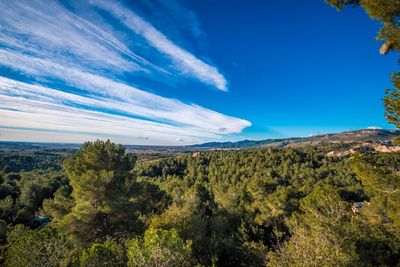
[0, 0, 398, 145]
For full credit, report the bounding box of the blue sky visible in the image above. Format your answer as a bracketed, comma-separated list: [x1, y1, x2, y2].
[0, 0, 398, 145]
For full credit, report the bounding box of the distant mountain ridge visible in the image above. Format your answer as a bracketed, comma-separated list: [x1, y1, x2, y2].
[190, 129, 400, 149]
[1, 129, 399, 154]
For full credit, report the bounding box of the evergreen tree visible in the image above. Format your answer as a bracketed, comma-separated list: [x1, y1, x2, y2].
[73, 240, 124, 267]
[268, 185, 357, 266]
[62, 140, 137, 243]
[352, 154, 400, 235]
[326, 0, 400, 54]
[4, 226, 70, 267]
[127, 228, 193, 267]
[385, 73, 400, 143]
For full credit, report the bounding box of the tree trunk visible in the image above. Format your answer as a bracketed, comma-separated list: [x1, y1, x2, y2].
[103, 215, 109, 235]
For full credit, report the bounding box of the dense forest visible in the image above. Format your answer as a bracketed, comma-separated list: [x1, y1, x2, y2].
[0, 141, 399, 266]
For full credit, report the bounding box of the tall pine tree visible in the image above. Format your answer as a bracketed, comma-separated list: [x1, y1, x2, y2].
[62, 140, 137, 244]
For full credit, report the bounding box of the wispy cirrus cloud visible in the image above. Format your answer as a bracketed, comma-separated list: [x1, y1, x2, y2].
[0, 0, 170, 77]
[0, 79, 221, 144]
[91, 0, 228, 91]
[0, 0, 248, 144]
[0, 51, 249, 133]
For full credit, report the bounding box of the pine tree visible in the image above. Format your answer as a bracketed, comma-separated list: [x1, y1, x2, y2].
[4, 226, 70, 267]
[326, 0, 400, 53]
[127, 228, 193, 267]
[62, 140, 137, 243]
[385, 73, 400, 143]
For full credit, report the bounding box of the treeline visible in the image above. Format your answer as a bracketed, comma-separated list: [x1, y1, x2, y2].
[0, 140, 399, 266]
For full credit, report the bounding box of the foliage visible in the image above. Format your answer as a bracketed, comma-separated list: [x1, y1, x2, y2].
[0, 140, 399, 266]
[61, 140, 138, 243]
[326, 0, 400, 51]
[73, 240, 124, 267]
[5, 224, 30, 244]
[41, 185, 73, 222]
[352, 154, 400, 235]
[127, 228, 193, 267]
[4, 226, 70, 267]
[268, 185, 356, 266]
[137, 148, 360, 265]
[385, 73, 400, 144]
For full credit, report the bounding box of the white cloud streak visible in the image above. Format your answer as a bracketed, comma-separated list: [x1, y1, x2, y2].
[91, 0, 228, 91]
[0, 92, 217, 144]
[0, 0, 142, 73]
[0, 69, 250, 144]
[0, 0, 249, 144]
[0, 0, 226, 89]
[0, 51, 250, 134]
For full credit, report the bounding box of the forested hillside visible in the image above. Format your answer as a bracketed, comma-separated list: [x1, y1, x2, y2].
[0, 140, 399, 266]
[190, 129, 400, 149]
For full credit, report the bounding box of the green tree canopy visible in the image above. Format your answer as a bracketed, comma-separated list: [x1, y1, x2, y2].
[127, 228, 193, 267]
[385, 73, 400, 143]
[4, 226, 70, 267]
[73, 240, 124, 267]
[61, 140, 137, 243]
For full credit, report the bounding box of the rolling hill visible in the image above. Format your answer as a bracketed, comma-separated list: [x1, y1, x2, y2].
[189, 129, 400, 150]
